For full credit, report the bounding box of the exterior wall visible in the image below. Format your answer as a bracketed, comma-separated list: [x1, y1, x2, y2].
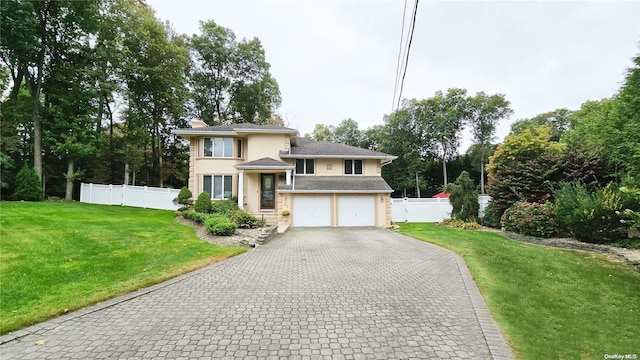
[313, 158, 380, 176]
[246, 134, 286, 161]
[277, 192, 292, 224]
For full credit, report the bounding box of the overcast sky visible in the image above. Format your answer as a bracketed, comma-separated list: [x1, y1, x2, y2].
[148, 0, 640, 151]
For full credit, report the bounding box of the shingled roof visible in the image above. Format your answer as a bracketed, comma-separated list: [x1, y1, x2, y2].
[175, 123, 298, 136]
[280, 137, 396, 160]
[234, 157, 295, 170]
[279, 176, 393, 193]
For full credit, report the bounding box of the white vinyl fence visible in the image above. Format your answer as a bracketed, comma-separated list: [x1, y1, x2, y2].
[391, 195, 491, 223]
[80, 183, 181, 211]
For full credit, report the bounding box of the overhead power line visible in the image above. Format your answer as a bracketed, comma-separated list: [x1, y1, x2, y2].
[391, 0, 419, 114]
[391, 0, 409, 113]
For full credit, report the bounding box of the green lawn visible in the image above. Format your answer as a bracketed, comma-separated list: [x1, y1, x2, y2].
[0, 201, 245, 335]
[397, 223, 640, 360]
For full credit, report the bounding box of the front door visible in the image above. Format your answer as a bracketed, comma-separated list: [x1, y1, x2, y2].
[260, 174, 275, 209]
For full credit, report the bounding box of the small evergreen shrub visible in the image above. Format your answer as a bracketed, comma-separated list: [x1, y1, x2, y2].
[175, 186, 193, 206]
[445, 171, 479, 222]
[194, 192, 213, 213]
[204, 214, 236, 236]
[12, 164, 43, 201]
[232, 209, 265, 228]
[211, 221, 237, 236]
[211, 199, 238, 217]
[480, 201, 501, 228]
[501, 201, 557, 238]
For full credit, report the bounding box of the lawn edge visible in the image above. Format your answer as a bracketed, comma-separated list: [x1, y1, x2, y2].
[0, 251, 249, 345]
[388, 229, 515, 360]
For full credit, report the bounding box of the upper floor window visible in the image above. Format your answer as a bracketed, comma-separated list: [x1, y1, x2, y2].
[237, 139, 243, 158]
[203, 137, 234, 158]
[344, 159, 363, 175]
[295, 159, 315, 174]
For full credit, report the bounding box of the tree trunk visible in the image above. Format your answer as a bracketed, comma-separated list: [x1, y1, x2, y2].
[157, 124, 164, 188]
[480, 144, 486, 194]
[106, 97, 115, 183]
[442, 148, 448, 188]
[65, 158, 74, 201]
[132, 171, 136, 186]
[124, 163, 130, 185]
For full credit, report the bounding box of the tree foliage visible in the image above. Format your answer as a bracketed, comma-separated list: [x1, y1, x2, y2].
[487, 126, 564, 216]
[188, 20, 281, 125]
[510, 108, 572, 142]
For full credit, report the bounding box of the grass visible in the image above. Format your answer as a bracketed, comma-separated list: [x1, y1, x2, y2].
[397, 223, 640, 360]
[0, 201, 245, 335]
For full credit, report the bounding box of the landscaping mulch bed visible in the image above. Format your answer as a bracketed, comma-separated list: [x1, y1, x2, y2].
[174, 216, 263, 247]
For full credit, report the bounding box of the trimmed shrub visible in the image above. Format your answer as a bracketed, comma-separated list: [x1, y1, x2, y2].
[211, 221, 237, 236]
[194, 192, 213, 213]
[501, 201, 557, 238]
[175, 186, 193, 206]
[12, 164, 43, 201]
[204, 214, 236, 236]
[232, 209, 265, 229]
[445, 171, 479, 222]
[181, 211, 208, 224]
[480, 201, 501, 228]
[211, 199, 238, 217]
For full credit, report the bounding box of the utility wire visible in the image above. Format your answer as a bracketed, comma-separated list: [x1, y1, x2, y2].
[395, 0, 419, 112]
[391, 0, 409, 113]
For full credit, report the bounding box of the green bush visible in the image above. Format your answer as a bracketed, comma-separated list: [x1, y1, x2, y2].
[211, 221, 237, 236]
[175, 186, 193, 206]
[211, 199, 238, 217]
[554, 182, 640, 242]
[194, 192, 213, 213]
[232, 209, 265, 228]
[440, 219, 481, 230]
[12, 164, 43, 201]
[501, 201, 557, 238]
[181, 211, 208, 224]
[480, 201, 501, 228]
[204, 214, 236, 236]
[445, 171, 479, 222]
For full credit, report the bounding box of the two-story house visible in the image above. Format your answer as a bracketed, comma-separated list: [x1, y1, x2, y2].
[175, 121, 397, 228]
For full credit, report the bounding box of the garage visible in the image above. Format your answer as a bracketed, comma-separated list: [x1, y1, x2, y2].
[293, 195, 331, 227]
[338, 195, 375, 227]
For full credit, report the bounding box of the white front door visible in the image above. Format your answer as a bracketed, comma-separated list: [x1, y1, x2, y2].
[338, 195, 375, 227]
[293, 196, 331, 227]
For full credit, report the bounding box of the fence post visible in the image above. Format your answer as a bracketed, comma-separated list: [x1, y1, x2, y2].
[144, 186, 148, 209]
[89, 183, 93, 203]
[403, 197, 408, 223]
[122, 184, 126, 206]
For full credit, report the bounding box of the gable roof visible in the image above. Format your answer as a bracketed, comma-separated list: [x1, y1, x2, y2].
[175, 123, 298, 137]
[279, 176, 393, 193]
[280, 137, 397, 161]
[234, 157, 295, 170]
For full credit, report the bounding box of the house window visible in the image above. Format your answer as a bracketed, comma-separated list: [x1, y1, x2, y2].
[203, 175, 233, 199]
[344, 159, 363, 175]
[203, 137, 234, 158]
[295, 159, 315, 174]
[237, 139, 243, 158]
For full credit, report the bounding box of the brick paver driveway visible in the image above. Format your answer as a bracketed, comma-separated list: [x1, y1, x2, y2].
[1, 228, 513, 359]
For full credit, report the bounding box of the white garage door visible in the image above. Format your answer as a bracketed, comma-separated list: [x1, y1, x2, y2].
[338, 196, 375, 227]
[293, 196, 331, 227]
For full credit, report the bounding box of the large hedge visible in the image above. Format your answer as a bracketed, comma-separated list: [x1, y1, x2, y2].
[487, 126, 563, 217]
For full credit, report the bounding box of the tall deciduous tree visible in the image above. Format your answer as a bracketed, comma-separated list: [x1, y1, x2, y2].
[510, 108, 572, 141]
[0, 0, 100, 182]
[467, 92, 512, 193]
[424, 88, 469, 187]
[188, 20, 281, 125]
